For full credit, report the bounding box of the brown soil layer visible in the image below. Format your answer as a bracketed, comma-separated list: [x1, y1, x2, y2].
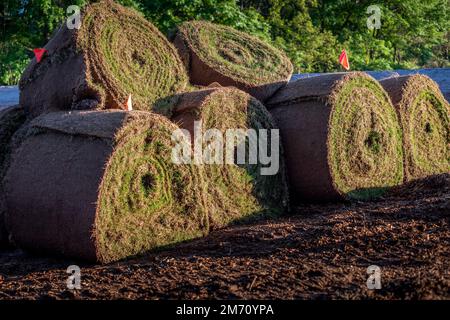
[0, 174, 449, 300]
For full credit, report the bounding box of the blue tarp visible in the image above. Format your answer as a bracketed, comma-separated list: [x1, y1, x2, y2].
[0, 86, 19, 108]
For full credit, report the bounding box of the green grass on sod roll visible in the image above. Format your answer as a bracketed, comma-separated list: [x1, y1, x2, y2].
[328, 74, 404, 200]
[380, 75, 450, 181]
[173, 21, 293, 102]
[0, 105, 26, 246]
[155, 87, 289, 227]
[19, 0, 188, 118]
[267, 72, 404, 202]
[5, 110, 209, 263]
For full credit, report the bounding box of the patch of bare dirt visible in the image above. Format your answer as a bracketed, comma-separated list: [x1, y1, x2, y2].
[0, 174, 449, 300]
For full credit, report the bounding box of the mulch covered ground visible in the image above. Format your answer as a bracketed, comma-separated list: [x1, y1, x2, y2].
[0, 174, 449, 300]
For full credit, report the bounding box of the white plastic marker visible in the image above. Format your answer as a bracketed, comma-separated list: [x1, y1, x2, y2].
[125, 94, 133, 111]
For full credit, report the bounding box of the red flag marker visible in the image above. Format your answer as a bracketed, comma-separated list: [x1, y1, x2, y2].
[339, 49, 350, 70]
[33, 48, 47, 63]
[125, 94, 133, 111]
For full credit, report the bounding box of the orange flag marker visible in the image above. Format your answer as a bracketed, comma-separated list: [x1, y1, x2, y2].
[125, 94, 133, 111]
[33, 48, 47, 63]
[339, 49, 350, 70]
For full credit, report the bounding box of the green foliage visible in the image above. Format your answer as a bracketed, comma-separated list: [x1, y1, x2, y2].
[1, 0, 88, 85]
[0, 42, 29, 85]
[0, 0, 449, 85]
[141, 0, 271, 41]
[309, 0, 449, 71]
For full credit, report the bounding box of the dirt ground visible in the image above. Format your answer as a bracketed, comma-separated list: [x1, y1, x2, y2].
[0, 174, 449, 300]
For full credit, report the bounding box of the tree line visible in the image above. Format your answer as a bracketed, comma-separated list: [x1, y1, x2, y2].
[1, 0, 448, 85]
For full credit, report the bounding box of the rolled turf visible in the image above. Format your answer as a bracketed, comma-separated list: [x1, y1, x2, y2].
[155, 87, 289, 227]
[19, 0, 188, 118]
[4, 110, 209, 263]
[380, 75, 450, 181]
[266, 72, 404, 202]
[0, 105, 26, 246]
[173, 21, 293, 102]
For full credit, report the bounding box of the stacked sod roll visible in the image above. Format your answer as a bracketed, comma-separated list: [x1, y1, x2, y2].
[4, 110, 210, 263]
[155, 87, 289, 227]
[267, 72, 404, 202]
[380, 75, 450, 181]
[173, 21, 293, 102]
[0, 105, 26, 246]
[19, 0, 188, 118]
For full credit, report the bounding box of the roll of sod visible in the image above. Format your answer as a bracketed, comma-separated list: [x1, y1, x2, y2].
[0, 105, 26, 246]
[4, 110, 209, 263]
[173, 21, 293, 102]
[19, 0, 188, 118]
[380, 75, 450, 181]
[266, 72, 404, 202]
[155, 87, 289, 227]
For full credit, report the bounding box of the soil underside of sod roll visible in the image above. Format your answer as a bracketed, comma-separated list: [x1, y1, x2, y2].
[380, 75, 450, 181]
[19, 0, 188, 118]
[173, 21, 293, 102]
[267, 72, 404, 202]
[4, 110, 210, 263]
[155, 87, 289, 227]
[0, 105, 26, 247]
